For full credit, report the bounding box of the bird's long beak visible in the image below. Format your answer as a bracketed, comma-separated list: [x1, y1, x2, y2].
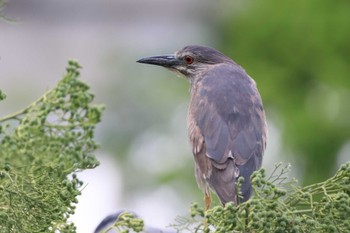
[137, 55, 179, 68]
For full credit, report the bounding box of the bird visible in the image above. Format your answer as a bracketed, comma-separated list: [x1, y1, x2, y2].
[137, 45, 267, 209]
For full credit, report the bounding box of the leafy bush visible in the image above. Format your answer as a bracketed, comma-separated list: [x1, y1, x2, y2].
[0, 61, 104, 232]
[0, 0, 8, 19]
[104, 163, 350, 232]
[172, 163, 350, 233]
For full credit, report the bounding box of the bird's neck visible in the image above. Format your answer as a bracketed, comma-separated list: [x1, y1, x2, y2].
[188, 74, 202, 95]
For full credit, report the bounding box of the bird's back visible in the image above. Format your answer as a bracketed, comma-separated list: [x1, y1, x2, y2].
[188, 63, 266, 204]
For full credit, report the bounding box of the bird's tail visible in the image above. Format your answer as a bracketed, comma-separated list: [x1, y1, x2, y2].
[208, 159, 239, 205]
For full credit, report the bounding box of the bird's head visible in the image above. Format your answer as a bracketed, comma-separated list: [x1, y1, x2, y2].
[137, 45, 234, 79]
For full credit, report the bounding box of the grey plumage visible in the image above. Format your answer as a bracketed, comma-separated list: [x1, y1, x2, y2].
[138, 45, 267, 207]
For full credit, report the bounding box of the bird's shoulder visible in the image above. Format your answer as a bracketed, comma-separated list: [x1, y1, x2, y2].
[195, 63, 261, 124]
[200, 63, 256, 94]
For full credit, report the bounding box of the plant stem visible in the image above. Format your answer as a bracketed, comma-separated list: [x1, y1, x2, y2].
[0, 89, 51, 123]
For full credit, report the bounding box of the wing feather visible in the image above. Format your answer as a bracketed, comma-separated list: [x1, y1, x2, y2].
[193, 64, 266, 165]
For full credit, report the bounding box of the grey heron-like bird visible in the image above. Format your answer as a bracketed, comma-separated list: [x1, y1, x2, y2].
[137, 45, 267, 209]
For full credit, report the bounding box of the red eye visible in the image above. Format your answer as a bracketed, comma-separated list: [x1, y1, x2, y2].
[184, 55, 194, 64]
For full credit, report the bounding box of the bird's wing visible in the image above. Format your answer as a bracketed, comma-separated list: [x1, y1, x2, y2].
[192, 64, 266, 189]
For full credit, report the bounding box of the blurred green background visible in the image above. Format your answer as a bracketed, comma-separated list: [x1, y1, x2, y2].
[1, 0, 349, 232]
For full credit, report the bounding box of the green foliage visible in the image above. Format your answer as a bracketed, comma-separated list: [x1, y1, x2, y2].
[100, 212, 144, 233]
[0, 0, 7, 19]
[0, 61, 104, 232]
[220, 0, 350, 184]
[0, 90, 6, 101]
[172, 162, 350, 232]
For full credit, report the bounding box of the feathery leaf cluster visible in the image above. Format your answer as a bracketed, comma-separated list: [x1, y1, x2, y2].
[0, 61, 104, 232]
[0, 0, 8, 20]
[173, 162, 350, 233]
[99, 212, 145, 233]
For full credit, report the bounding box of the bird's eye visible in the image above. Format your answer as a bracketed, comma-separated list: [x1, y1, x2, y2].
[184, 55, 194, 64]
